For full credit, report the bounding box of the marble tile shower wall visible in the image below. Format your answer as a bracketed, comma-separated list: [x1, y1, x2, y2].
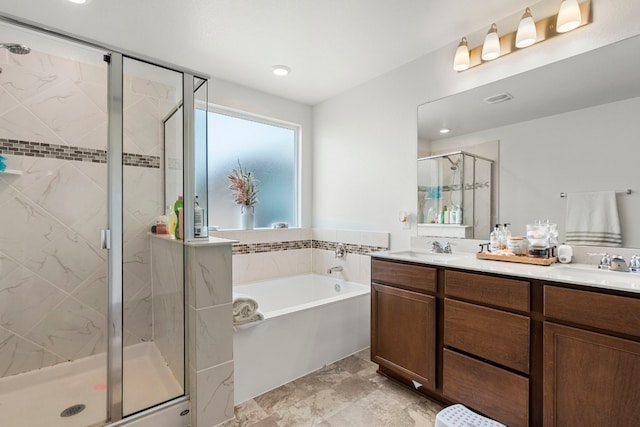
[0, 48, 177, 377]
[209, 228, 389, 285]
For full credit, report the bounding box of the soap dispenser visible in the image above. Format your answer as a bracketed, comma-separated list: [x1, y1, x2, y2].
[489, 224, 501, 252]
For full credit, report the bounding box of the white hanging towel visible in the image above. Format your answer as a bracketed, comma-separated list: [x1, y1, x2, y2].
[565, 191, 622, 247]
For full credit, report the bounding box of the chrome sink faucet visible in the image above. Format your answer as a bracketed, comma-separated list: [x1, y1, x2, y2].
[430, 241, 452, 254]
[597, 253, 612, 270]
[610, 255, 628, 272]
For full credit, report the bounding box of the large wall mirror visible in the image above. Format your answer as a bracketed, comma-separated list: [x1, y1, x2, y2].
[418, 34, 640, 248]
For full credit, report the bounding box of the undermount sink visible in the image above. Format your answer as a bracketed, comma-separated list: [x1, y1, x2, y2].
[388, 250, 460, 263]
[547, 266, 640, 290]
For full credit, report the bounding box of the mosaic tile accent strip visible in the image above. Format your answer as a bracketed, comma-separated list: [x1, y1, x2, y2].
[312, 240, 388, 256]
[233, 240, 311, 255]
[232, 239, 388, 255]
[0, 139, 160, 168]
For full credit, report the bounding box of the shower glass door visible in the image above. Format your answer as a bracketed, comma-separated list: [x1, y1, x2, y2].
[0, 21, 111, 427]
[0, 18, 190, 426]
[121, 56, 185, 417]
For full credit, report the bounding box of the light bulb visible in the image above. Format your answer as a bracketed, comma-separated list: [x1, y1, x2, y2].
[557, 0, 582, 33]
[482, 24, 500, 61]
[272, 65, 291, 76]
[453, 37, 470, 71]
[516, 8, 537, 48]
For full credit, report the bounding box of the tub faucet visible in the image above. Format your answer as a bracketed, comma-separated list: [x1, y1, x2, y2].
[328, 266, 343, 274]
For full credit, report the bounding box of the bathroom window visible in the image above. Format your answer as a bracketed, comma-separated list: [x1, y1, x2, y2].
[206, 108, 299, 229]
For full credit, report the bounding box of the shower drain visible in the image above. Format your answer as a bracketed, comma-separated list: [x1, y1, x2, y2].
[60, 404, 86, 417]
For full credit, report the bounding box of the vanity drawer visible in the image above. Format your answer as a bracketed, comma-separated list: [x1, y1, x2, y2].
[445, 270, 530, 311]
[443, 349, 529, 427]
[444, 298, 530, 373]
[544, 286, 640, 338]
[372, 259, 437, 293]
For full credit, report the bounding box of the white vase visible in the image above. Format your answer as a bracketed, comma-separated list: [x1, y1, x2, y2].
[241, 206, 254, 230]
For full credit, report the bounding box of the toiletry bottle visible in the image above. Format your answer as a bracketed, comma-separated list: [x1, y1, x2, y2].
[174, 196, 184, 239]
[489, 224, 501, 252]
[450, 205, 458, 224]
[502, 223, 511, 250]
[167, 205, 177, 237]
[440, 205, 448, 224]
[156, 214, 168, 234]
[194, 196, 204, 237]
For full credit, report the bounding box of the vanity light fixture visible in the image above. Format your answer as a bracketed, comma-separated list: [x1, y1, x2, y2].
[481, 24, 501, 61]
[557, 0, 582, 33]
[453, 37, 470, 71]
[272, 65, 291, 77]
[453, 0, 591, 72]
[515, 8, 537, 48]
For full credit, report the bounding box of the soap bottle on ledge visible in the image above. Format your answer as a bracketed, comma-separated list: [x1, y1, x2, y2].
[174, 196, 183, 239]
[167, 205, 177, 238]
[194, 195, 205, 237]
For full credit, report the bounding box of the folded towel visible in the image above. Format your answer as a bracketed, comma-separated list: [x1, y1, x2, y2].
[233, 293, 263, 325]
[565, 191, 622, 247]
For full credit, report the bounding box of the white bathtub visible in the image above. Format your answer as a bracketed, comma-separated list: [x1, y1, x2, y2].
[233, 274, 371, 403]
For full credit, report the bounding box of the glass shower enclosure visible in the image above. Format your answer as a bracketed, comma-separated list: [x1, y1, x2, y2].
[0, 16, 206, 427]
[417, 151, 494, 239]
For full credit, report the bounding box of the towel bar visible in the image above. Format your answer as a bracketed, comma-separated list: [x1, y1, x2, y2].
[560, 189, 632, 198]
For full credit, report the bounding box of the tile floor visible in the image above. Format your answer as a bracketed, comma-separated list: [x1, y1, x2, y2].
[223, 349, 444, 426]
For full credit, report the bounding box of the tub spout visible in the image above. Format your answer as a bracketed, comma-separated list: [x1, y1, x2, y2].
[328, 266, 343, 274]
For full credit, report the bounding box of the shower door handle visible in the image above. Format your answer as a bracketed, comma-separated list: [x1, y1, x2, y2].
[100, 229, 111, 250]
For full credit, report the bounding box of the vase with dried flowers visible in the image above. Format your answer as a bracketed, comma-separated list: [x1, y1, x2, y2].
[228, 160, 258, 229]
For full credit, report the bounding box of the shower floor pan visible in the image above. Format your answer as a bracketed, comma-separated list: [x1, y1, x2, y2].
[0, 342, 183, 427]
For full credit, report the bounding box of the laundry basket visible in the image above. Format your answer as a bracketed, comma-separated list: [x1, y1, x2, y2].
[435, 404, 506, 427]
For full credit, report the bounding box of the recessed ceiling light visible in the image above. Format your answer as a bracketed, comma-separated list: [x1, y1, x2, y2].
[439, 128, 451, 134]
[68, 0, 88, 3]
[272, 65, 291, 77]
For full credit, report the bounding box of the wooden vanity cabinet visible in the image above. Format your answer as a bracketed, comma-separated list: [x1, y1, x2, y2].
[371, 259, 437, 390]
[370, 256, 640, 426]
[443, 270, 531, 427]
[543, 286, 640, 426]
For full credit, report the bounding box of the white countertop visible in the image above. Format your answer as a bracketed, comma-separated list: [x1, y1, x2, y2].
[371, 249, 640, 295]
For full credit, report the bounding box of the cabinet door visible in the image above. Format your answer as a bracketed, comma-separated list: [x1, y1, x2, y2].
[443, 349, 529, 427]
[544, 322, 640, 426]
[371, 283, 436, 390]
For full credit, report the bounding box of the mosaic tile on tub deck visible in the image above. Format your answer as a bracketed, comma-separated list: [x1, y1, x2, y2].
[223, 349, 443, 427]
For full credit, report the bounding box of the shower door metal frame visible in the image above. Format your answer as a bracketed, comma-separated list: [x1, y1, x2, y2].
[106, 51, 125, 422]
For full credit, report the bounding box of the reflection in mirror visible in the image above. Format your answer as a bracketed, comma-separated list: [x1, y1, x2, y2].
[418, 35, 640, 248]
[418, 151, 493, 240]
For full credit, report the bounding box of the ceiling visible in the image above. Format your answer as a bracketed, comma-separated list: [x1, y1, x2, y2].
[0, 0, 537, 105]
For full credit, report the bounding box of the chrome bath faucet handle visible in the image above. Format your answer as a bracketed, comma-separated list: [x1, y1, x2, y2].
[335, 243, 346, 258]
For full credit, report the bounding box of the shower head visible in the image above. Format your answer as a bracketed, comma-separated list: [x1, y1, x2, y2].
[444, 156, 460, 170]
[0, 43, 31, 55]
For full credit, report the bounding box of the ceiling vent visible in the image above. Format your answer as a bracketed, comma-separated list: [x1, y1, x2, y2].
[483, 92, 514, 104]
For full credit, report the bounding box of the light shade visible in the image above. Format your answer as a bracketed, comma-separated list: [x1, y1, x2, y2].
[557, 0, 582, 33]
[482, 24, 500, 61]
[453, 37, 470, 71]
[516, 8, 537, 48]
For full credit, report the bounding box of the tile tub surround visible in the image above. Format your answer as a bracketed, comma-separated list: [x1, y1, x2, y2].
[210, 228, 389, 285]
[223, 349, 443, 427]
